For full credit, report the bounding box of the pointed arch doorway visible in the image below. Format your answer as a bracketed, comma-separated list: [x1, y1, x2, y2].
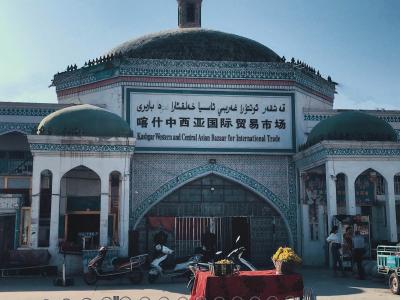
[136, 174, 290, 266]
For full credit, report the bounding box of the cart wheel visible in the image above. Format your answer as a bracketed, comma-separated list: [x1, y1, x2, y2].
[129, 269, 143, 284]
[83, 270, 97, 285]
[389, 272, 400, 295]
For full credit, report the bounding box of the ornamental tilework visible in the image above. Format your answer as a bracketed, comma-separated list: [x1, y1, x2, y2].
[296, 147, 400, 170]
[304, 113, 400, 123]
[29, 143, 134, 153]
[130, 154, 296, 241]
[0, 107, 56, 117]
[0, 122, 37, 135]
[54, 59, 335, 100]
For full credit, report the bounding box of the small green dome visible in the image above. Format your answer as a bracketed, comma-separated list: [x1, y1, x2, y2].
[108, 28, 281, 62]
[306, 111, 397, 147]
[37, 104, 132, 137]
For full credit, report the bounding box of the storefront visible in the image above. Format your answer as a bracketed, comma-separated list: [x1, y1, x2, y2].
[0, 0, 399, 272]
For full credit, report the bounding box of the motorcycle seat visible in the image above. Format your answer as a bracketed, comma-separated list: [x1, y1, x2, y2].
[112, 257, 130, 269]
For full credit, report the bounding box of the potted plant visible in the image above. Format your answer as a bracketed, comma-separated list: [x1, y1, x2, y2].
[272, 247, 302, 275]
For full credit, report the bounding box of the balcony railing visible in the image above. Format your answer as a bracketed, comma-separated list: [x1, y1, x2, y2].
[0, 159, 33, 175]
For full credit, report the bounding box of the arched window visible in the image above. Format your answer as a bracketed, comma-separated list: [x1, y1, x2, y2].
[335, 173, 346, 215]
[109, 171, 121, 246]
[38, 170, 52, 247]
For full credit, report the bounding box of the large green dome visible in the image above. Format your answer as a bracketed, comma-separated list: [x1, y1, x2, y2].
[37, 104, 132, 137]
[306, 111, 397, 147]
[108, 28, 281, 62]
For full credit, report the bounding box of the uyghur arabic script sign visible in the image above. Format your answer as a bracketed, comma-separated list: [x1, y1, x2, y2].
[130, 91, 293, 152]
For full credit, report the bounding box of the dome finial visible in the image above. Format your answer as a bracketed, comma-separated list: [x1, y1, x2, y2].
[177, 0, 202, 28]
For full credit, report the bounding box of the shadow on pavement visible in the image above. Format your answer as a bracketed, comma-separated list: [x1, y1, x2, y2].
[300, 267, 388, 297]
[0, 275, 190, 294]
[0, 267, 390, 298]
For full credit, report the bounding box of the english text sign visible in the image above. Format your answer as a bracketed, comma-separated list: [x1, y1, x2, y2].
[129, 91, 294, 152]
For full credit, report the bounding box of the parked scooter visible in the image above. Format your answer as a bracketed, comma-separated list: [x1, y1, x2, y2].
[148, 244, 202, 283]
[83, 247, 148, 285]
[187, 236, 256, 290]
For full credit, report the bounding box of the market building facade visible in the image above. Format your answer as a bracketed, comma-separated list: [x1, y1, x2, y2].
[1, 0, 399, 271]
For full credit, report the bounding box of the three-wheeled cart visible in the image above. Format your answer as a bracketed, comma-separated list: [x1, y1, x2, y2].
[377, 245, 400, 294]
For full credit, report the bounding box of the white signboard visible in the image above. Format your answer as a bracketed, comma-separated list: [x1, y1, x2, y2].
[129, 91, 294, 152]
[0, 196, 19, 212]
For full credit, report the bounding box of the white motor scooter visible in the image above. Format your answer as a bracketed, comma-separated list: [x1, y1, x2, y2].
[148, 244, 202, 283]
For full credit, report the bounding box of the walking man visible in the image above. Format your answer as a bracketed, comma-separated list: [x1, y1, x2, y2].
[352, 231, 365, 279]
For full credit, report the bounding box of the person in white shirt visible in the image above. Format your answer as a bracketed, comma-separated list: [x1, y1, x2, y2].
[326, 225, 344, 276]
[352, 231, 365, 279]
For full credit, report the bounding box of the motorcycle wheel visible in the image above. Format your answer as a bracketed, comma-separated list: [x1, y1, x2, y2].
[129, 269, 144, 284]
[148, 273, 158, 284]
[83, 270, 97, 285]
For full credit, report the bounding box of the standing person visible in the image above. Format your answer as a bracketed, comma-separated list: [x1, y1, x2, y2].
[352, 231, 365, 280]
[342, 227, 353, 256]
[153, 226, 168, 246]
[326, 226, 345, 276]
[342, 226, 353, 272]
[201, 227, 217, 262]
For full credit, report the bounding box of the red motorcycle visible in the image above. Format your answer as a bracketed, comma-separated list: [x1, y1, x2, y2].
[83, 247, 148, 285]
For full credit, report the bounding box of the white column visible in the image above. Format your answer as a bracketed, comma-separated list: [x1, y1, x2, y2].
[48, 172, 60, 253]
[346, 174, 357, 215]
[30, 165, 41, 248]
[119, 169, 130, 257]
[325, 161, 337, 233]
[100, 175, 109, 246]
[386, 176, 398, 242]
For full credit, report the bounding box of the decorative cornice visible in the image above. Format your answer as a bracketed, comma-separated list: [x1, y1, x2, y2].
[296, 145, 400, 170]
[303, 114, 332, 121]
[0, 122, 37, 135]
[29, 143, 134, 153]
[53, 59, 335, 101]
[304, 113, 400, 123]
[0, 107, 56, 117]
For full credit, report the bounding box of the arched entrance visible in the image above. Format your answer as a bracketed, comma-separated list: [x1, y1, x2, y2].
[354, 168, 388, 251]
[135, 173, 290, 266]
[0, 131, 32, 257]
[59, 166, 101, 250]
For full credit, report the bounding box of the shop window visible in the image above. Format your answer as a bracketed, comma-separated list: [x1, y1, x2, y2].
[303, 173, 326, 205]
[355, 169, 386, 205]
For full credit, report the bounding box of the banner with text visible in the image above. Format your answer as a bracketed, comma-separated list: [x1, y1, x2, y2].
[130, 92, 293, 152]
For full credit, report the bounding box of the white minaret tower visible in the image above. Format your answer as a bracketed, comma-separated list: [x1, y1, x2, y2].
[177, 0, 202, 28]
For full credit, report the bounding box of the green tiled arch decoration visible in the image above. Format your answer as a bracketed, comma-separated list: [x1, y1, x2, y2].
[132, 163, 296, 245]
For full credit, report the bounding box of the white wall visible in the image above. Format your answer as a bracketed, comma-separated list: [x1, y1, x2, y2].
[295, 91, 333, 146]
[58, 86, 123, 117]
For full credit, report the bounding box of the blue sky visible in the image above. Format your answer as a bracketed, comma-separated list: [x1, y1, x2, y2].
[0, 0, 399, 109]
